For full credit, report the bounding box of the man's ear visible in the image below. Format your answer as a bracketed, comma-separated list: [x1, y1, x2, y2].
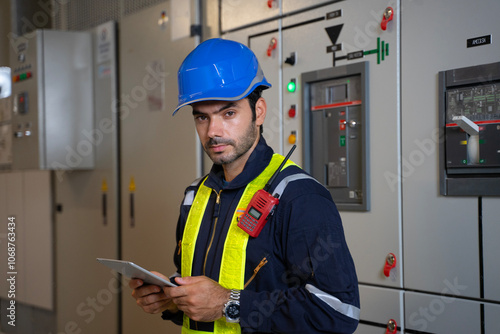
[255, 97, 267, 126]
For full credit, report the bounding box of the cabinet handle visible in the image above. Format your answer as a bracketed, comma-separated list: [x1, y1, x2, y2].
[129, 177, 136, 228]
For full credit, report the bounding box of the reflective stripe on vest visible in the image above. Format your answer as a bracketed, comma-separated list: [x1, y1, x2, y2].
[181, 154, 296, 334]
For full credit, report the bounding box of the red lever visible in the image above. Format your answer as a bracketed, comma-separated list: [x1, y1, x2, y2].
[381, 7, 394, 31]
[267, 37, 277, 57]
[383, 253, 396, 277]
[385, 319, 397, 334]
[267, 0, 275, 9]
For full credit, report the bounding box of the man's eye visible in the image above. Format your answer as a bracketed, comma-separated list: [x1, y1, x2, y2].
[225, 111, 235, 117]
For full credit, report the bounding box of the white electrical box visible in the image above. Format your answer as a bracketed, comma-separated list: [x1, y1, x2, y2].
[10, 30, 94, 170]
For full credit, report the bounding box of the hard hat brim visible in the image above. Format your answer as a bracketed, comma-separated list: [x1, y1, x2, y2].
[172, 79, 271, 115]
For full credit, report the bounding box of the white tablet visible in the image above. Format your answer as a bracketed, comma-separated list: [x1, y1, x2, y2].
[97, 258, 177, 287]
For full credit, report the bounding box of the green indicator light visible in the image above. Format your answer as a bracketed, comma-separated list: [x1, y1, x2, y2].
[20, 73, 27, 80]
[480, 159, 485, 164]
[479, 139, 485, 144]
[462, 159, 467, 164]
[287, 80, 296, 92]
[340, 135, 346, 147]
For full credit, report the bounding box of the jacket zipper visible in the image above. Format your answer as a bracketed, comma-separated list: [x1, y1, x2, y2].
[244, 257, 268, 288]
[203, 189, 222, 275]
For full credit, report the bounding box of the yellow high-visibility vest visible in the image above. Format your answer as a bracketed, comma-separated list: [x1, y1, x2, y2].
[181, 154, 295, 334]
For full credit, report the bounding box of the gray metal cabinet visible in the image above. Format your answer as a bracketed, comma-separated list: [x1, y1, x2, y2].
[483, 198, 500, 302]
[484, 303, 500, 334]
[283, 0, 338, 14]
[281, 0, 402, 291]
[401, 0, 500, 299]
[0, 21, 120, 334]
[119, 2, 199, 333]
[358, 285, 403, 333]
[224, 0, 403, 329]
[221, 0, 280, 32]
[405, 292, 481, 333]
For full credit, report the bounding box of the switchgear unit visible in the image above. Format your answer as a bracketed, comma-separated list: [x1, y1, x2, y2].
[439, 61, 500, 195]
[10, 30, 94, 170]
[0, 67, 12, 167]
[303, 62, 369, 211]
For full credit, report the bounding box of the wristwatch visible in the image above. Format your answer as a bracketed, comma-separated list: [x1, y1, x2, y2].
[223, 289, 240, 323]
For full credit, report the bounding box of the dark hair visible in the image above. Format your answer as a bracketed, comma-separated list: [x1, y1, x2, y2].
[246, 86, 265, 134]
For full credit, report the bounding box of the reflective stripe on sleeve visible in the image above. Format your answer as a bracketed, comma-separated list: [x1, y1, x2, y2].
[183, 176, 206, 206]
[305, 284, 360, 320]
[272, 174, 319, 198]
[183, 190, 195, 206]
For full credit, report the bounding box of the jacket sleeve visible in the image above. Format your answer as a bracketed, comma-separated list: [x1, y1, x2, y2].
[239, 190, 360, 334]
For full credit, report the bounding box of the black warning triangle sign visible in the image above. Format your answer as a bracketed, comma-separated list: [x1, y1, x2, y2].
[325, 24, 343, 45]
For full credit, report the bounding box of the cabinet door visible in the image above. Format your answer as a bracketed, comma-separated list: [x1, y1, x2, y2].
[483, 197, 500, 302]
[221, 0, 279, 32]
[401, 0, 500, 298]
[119, 2, 198, 333]
[4, 173, 25, 303]
[485, 303, 500, 334]
[0, 171, 54, 333]
[358, 286, 403, 332]
[0, 171, 54, 310]
[23, 171, 52, 310]
[405, 292, 481, 333]
[283, 0, 337, 14]
[0, 173, 15, 300]
[282, 0, 401, 287]
[355, 324, 401, 334]
[54, 21, 120, 334]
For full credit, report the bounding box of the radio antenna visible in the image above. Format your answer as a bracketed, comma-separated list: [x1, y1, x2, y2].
[263, 145, 296, 192]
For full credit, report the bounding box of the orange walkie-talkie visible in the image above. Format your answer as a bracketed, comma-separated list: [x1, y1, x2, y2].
[238, 145, 296, 237]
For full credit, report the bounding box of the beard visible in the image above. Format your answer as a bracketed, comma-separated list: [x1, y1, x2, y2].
[204, 121, 258, 165]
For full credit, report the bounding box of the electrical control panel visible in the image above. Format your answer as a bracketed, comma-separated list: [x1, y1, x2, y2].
[303, 62, 369, 211]
[439, 62, 500, 195]
[0, 67, 12, 167]
[10, 30, 94, 170]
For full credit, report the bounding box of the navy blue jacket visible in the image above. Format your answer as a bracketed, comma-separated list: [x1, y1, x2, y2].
[164, 137, 359, 333]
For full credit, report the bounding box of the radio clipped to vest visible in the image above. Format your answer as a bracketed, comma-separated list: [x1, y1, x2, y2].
[237, 145, 296, 237]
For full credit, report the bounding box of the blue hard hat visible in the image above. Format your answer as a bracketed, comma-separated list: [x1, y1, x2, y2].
[173, 38, 271, 115]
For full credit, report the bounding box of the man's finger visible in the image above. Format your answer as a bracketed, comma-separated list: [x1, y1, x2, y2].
[129, 278, 143, 289]
[133, 284, 162, 299]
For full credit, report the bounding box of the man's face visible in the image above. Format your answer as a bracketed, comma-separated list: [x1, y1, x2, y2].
[192, 98, 264, 166]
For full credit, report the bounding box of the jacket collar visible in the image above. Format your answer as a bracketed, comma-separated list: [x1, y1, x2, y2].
[204, 136, 274, 191]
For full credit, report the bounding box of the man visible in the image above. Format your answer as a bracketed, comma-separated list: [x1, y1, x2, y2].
[130, 38, 360, 333]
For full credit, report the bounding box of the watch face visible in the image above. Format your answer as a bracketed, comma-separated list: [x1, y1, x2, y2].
[226, 302, 240, 319]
